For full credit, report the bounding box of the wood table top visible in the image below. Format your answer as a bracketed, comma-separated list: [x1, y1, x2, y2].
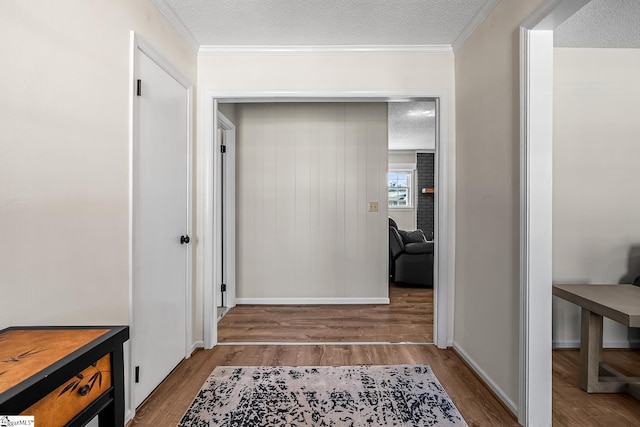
[553, 284, 640, 327]
[0, 328, 110, 395]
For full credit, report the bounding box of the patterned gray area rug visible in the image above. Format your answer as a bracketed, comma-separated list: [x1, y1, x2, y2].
[178, 364, 468, 426]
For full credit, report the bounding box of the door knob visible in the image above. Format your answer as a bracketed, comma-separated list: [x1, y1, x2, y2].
[180, 235, 190, 244]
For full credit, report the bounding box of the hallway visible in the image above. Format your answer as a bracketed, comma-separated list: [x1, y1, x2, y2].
[218, 283, 433, 343]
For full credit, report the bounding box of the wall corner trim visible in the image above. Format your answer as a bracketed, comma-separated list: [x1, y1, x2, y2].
[189, 340, 205, 356]
[152, 0, 200, 53]
[452, 0, 501, 52]
[453, 342, 519, 417]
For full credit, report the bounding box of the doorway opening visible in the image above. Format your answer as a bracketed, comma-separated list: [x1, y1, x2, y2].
[387, 100, 438, 343]
[202, 93, 450, 350]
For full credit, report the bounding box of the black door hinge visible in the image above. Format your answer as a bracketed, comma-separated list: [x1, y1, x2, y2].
[221, 283, 227, 292]
[220, 145, 226, 153]
[135, 366, 140, 383]
[136, 79, 142, 96]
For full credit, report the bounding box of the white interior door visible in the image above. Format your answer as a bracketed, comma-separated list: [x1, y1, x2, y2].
[216, 111, 236, 313]
[133, 49, 189, 408]
[217, 128, 226, 311]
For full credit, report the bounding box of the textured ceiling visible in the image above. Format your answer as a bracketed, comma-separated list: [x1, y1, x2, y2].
[156, 0, 640, 50]
[389, 102, 436, 151]
[159, 0, 491, 46]
[555, 0, 640, 48]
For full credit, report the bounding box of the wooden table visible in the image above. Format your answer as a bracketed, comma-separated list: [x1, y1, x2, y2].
[553, 284, 640, 398]
[0, 326, 129, 426]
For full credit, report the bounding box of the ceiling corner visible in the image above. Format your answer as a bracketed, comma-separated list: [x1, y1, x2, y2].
[152, 0, 200, 53]
[452, 0, 501, 52]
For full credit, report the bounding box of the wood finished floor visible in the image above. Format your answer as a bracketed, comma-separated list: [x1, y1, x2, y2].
[129, 347, 640, 427]
[130, 287, 640, 427]
[129, 344, 518, 427]
[218, 282, 433, 343]
[553, 349, 640, 426]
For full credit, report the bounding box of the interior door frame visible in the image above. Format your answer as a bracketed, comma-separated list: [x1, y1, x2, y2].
[217, 110, 237, 311]
[128, 31, 193, 420]
[519, 1, 591, 424]
[201, 91, 451, 350]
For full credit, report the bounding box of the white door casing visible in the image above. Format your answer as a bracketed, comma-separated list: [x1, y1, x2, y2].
[218, 111, 237, 310]
[130, 34, 193, 410]
[519, 1, 591, 425]
[201, 92, 451, 350]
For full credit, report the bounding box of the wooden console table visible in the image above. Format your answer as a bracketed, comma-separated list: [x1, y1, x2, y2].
[553, 284, 640, 398]
[0, 326, 129, 426]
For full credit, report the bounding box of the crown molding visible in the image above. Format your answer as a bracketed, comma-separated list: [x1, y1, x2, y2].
[452, 0, 501, 52]
[198, 44, 453, 56]
[152, 0, 199, 53]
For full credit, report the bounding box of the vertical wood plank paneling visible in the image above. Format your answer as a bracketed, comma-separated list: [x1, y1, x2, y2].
[333, 105, 346, 297]
[333, 105, 343, 296]
[371, 104, 389, 295]
[357, 103, 382, 298]
[235, 106, 247, 298]
[343, 107, 360, 293]
[318, 105, 339, 297]
[261, 105, 279, 297]
[364, 105, 378, 295]
[247, 105, 260, 298]
[235, 103, 387, 300]
[252, 105, 267, 298]
[307, 105, 322, 297]
[350, 104, 369, 297]
[293, 107, 312, 297]
[275, 105, 297, 297]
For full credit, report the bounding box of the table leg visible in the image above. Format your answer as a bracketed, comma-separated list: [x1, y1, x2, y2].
[580, 308, 602, 392]
[579, 308, 629, 394]
[99, 346, 125, 426]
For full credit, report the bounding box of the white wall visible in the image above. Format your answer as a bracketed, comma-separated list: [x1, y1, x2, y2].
[0, 1, 196, 419]
[388, 151, 417, 230]
[454, 0, 545, 413]
[197, 52, 457, 336]
[0, 0, 196, 327]
[234, 103, 388, 301]
[553, 47, 640, 348]
[388, 152, 416, 164]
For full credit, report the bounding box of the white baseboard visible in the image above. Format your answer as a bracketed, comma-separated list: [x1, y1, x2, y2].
[218, 341, 435, 346]
[452, 342, 518, 417]
[553, 339, 640, 349]
[235, 297, 390, 305]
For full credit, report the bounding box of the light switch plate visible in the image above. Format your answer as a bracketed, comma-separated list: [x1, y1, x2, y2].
[368, 202, 378, 212]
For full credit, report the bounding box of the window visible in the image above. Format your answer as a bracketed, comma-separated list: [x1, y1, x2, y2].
[388, 171, 412, 208]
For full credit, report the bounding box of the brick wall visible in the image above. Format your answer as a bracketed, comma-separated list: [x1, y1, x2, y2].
[417, 153, 435, 239]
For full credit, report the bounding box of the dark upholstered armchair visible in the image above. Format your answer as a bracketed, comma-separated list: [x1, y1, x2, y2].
[389, 218, 434, 287]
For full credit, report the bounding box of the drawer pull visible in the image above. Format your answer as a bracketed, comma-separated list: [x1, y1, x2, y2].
[78, 385, 91, 396]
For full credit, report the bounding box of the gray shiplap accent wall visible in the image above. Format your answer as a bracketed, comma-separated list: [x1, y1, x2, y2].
[235, 103, 389, 300]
